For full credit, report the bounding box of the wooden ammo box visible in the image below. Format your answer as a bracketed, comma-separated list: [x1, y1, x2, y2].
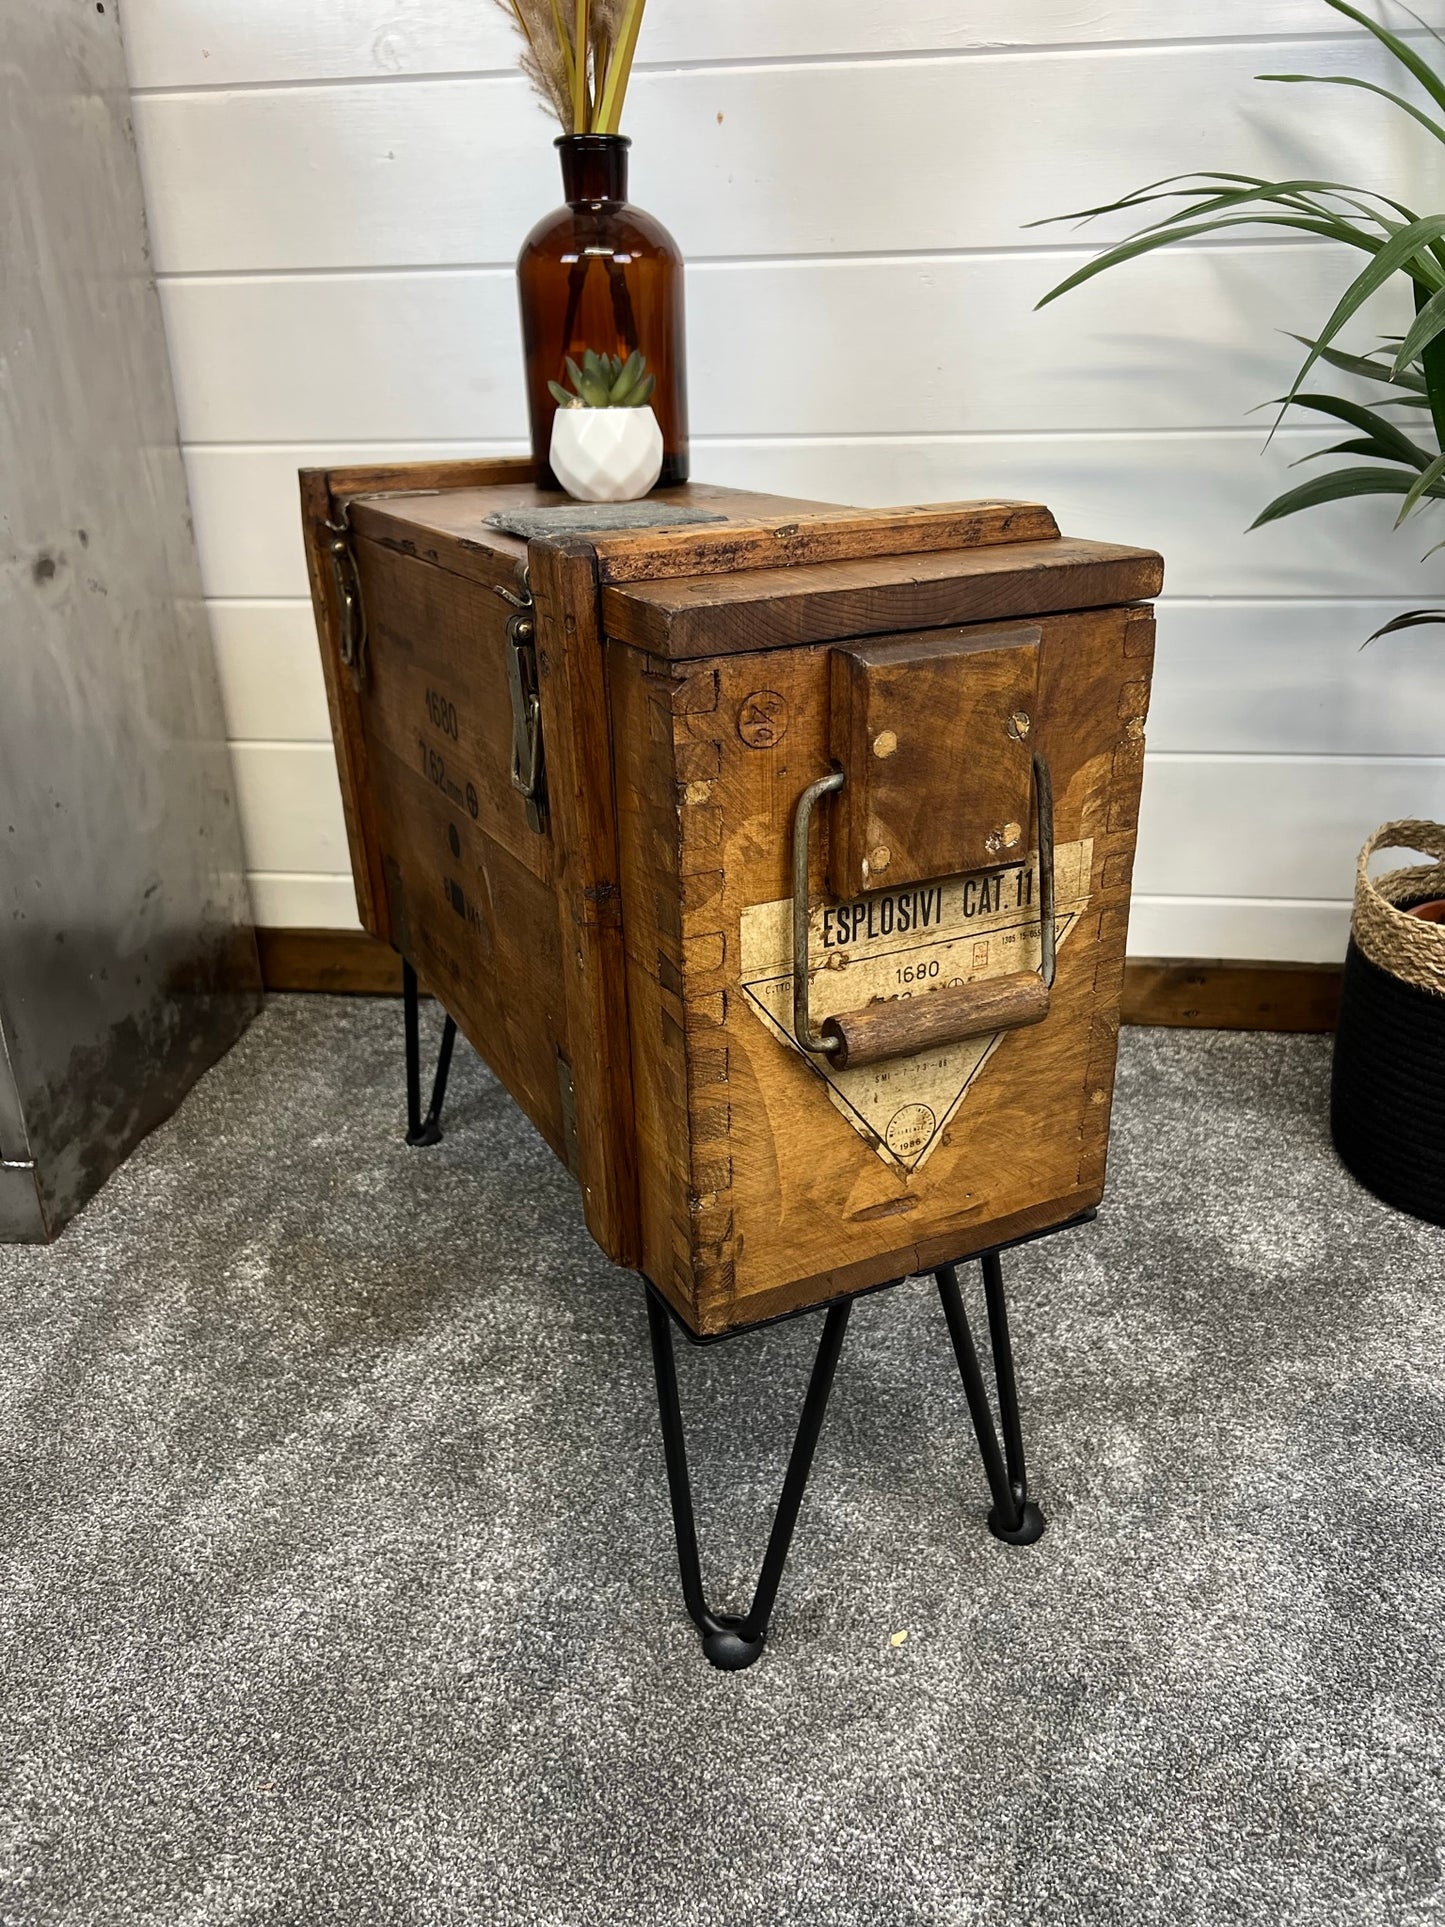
[302, 461, 1162, 1339]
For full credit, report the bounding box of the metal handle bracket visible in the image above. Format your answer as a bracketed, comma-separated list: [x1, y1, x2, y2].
[789, 753, 1056, 1067]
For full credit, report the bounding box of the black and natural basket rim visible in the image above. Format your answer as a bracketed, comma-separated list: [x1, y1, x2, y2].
[1351, 819, 1445, 1000]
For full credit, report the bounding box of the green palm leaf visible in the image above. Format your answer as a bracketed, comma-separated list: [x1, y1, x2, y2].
[1272, 392, 1434, 467]
[1257, 72, 1445, 149]
[1029, 170, 1412, 232]
[1393, 283, 1445, 371]
[1285, 333, 1428, 392]
[1249, 464, 1419, 528]
[1366, 606, 1445, 639]
[1394, 446, 1445, 520]
[1036, 212, 1377, 309]
[1320, 0, 1445, 120]
[1398, 0, 1445, 50]
[1291, 437, 1418, 463]
[1277, 216, 1445, 420]
[1119, 178, 1393, 241]
[1033, 0, 1445, 568]
[1410, 278, 1445, 450]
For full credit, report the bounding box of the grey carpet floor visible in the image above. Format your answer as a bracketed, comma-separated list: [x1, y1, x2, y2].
[2, 997, 1443, 1927]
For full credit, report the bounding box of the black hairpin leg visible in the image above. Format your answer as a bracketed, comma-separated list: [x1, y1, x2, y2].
[402, 959, 457, 1148]
[645, 1286, 852, 1671]
[936, 1251, 1045, 1546]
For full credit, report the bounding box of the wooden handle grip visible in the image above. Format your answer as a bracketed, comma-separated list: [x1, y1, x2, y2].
[820, 971, 1049, 1071]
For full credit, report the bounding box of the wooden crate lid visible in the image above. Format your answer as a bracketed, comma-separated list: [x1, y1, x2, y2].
[343, 478, 1052, 575]
[344, 478, 851, 596]
[337, 472, 1161, 656]
[604, 534, 1163, 660]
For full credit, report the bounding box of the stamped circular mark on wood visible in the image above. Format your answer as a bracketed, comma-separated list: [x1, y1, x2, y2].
[737, 690, 789, 749]
[885, 1104, 936, 1158]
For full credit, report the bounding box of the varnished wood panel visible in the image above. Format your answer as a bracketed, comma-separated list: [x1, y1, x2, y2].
[347, 482, 836, 600]
[314, 455, 534, 501]
[612, 601, 1155, 1334]
[609, 648, 702, 1323]
[590, 501, 1059, 585]
[208, 591, 1445, 760]
[1120, 959, 1342, 1032]
[828, 624, 1041, 896]
[211, 436, 1420, 606]
[364, 731, 570, 1161]
[255, 926, 1346, 1034]
[257, 926, 404, 994]
[298, 458, 542, 936]
[345, 486, 1060, 598]
[604, 539, 1164, 659]
[306, 465, 1161, 1333]
[527, 540, 642, 1268]
[351, 536, 551, 885]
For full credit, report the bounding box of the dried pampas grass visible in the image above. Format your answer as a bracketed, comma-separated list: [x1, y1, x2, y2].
[493, 0, 647, 134]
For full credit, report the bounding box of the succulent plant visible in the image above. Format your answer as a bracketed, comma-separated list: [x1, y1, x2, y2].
[548, 348, 657, 410]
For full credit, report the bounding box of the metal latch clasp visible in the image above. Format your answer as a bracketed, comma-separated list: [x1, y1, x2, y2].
[502, 573, 547, 834]
[324, 507, 367, 687]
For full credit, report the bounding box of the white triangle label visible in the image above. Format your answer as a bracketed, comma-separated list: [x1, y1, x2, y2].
[738, 841, 1093, 1175]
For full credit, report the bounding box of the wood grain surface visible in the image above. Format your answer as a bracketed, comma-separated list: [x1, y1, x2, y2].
[603, 540, 1164, 659]
[526, 540, 643, 1266]
[610, 597, 1156, 1333]
[828, 625, 1042, 896]
[255, 926, 1347, 1033]
[822, 972, 1051, 1070]
[306, 469, 1383, 1334]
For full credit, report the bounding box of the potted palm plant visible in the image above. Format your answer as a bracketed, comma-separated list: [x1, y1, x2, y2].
[1035, 0, 1445, 1225]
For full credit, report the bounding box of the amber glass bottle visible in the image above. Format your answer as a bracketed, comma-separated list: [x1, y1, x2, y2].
[517, 134, 689, 490]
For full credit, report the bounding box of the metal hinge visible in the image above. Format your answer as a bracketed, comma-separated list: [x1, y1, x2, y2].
[324, 502, 368, 687]
[498, 570, 547, 834]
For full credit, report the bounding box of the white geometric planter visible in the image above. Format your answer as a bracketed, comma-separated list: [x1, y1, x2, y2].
[550, 406, 664, 504]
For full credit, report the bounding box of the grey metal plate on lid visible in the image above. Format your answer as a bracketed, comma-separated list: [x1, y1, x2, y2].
[485, 503, 728, 540]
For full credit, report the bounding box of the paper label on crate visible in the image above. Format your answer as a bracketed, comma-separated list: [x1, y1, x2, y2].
[738, 840, 1092, 1174]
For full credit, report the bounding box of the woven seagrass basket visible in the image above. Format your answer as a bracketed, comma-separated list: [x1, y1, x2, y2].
[1331, 819, 1445, 1226]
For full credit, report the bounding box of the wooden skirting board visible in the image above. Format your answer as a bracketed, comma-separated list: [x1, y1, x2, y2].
[256, 926, 406, 997]
[256, 928, 1343, 1033]
[1120, 958, 1341, 1032]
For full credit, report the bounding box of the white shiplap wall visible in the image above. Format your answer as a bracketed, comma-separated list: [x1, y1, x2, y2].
[121, 0, 1445, 958]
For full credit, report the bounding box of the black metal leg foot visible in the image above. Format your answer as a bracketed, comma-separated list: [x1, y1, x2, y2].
[403, 960, 457, 1147]
[645, 1287, 851, 1670]
[698, 1615, 768, 1672]
[937, 1252, 1046, 1547]
[987, 1498, 1046, 1546]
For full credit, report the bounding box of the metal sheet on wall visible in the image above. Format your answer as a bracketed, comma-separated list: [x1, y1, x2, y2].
[0, 0, 261, 1239]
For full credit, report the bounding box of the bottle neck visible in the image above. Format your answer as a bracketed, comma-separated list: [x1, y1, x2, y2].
[558, 134, 629, 205]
